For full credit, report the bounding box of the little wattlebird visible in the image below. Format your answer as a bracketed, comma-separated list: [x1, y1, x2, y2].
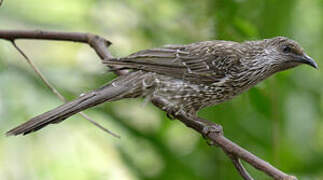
[6, 36, 318, 136]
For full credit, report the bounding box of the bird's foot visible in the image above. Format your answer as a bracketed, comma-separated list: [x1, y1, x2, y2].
[163, 105, 182, 121]
[166, 113, 175, 120]
[202, 124, 223, 135]
[202, 124, 223, 146]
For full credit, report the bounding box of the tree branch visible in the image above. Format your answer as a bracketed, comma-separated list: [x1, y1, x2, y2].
[225, 150, 254, 180]
[0, 30, 129, 75]
[1, 31, 121, 138]
[151, 98, 297, 180]
[0, 29, 297, 180]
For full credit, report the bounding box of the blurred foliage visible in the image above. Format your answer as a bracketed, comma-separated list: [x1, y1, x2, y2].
[0, 0, 322, 179]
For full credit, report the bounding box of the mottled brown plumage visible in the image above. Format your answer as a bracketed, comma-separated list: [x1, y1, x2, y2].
[7, 37, 318, 136]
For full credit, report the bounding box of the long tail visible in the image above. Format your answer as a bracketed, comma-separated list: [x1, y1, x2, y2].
[6, 71, 147, 136]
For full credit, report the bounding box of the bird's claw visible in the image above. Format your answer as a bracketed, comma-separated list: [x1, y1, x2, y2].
[202, 124, 223, 146]
[202, 124, 223, 135]
[166, 113, 175, 120]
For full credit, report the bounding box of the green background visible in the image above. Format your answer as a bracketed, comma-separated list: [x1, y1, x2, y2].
[0, 0, 322, 179]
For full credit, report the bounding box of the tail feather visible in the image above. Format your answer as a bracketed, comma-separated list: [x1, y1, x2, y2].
[6, 81, 130, 136]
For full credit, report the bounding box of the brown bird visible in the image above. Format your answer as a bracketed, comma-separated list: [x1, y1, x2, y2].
[6, 36, 318, 136]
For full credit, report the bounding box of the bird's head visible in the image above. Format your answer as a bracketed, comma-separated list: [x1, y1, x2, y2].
[242, 37, 318, 73]
[265, 37, 317, 70]
[235, 37, 318, 87]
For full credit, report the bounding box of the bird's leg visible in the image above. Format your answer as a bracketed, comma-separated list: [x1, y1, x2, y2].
[166, 113, 176, 120]
[187, 116, 223, 146]
[150, 96, 179, 120]
[151, 96, 223, 144]
[195, 116, 223, 135]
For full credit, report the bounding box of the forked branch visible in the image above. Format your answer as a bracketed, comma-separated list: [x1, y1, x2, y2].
[0, 29, 297, 180]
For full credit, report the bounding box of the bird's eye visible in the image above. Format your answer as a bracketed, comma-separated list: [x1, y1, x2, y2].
[282, 45, 291, 53]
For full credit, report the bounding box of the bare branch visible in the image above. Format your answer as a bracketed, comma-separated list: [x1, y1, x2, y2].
[225, 152, 254, 180]
[0, 29, 297, 180]
[0, 0, 3, 7]
[0, 30, 129, 75]
[79, 112, 120, 138]
[151, 98, 297, 180]
[10, 40, 120, 138]
[10, 41, 66, 101]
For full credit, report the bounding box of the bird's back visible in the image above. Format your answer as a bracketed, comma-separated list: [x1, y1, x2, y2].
[103, 40, 248, 114]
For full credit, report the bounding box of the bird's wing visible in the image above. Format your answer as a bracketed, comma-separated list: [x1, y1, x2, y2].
[103, 41, 240, 84]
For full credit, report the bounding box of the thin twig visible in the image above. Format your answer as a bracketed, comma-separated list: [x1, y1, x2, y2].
[226, 152, 254, 180]
[10, 40, 120, 138]
[0, 0, 3, 7]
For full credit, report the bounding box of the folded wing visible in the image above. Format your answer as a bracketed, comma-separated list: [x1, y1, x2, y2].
[103, 41, 240, 84]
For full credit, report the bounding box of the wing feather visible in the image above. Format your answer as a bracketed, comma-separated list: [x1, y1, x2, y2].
[103, 41, 240, 84]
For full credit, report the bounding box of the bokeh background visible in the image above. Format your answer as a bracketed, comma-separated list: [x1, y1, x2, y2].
[0, 0, 322, 179]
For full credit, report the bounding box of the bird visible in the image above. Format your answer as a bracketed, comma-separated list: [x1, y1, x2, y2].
[6, 36, 318, 136]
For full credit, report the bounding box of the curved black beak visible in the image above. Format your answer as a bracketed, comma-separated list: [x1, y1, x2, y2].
[298, 54, 318, 69]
